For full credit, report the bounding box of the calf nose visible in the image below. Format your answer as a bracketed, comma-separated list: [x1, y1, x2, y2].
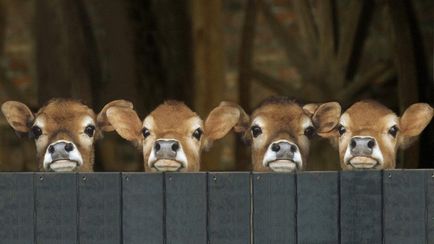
[48, 141, 75, 161]
[154, 140, 180, 159]
[350, 137, 376, 156]
[271, 141, 297, 160]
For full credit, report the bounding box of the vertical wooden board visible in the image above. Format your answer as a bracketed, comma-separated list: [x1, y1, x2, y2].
[165, 173, 207, 244]
[122, 173, 164, 244]
[0, 173, 34, 244]
[383, 170, 426, 244]
[340, 170, 382, 243]
[35, 173, 77, 244]
[253, 173, 295, 244]
[297, 172, 339, 244]
[427, 170, 434, 243]
[208, 172, 250, 244]
[78, 173, 121, 244]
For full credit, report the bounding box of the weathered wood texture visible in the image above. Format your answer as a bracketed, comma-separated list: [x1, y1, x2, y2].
[0, 171, 431, 243]
[383, 170, 427, 244]
[208, 172, 251, 244]
[165, 173, 207, 244]
[0, 173, 34, 244]
[253, 173, 296, 244]
[297, 171, 339, 243]
[340, 170, 382, 243]
[78, 173, 121, 244]
[122, 173, 164, 244]
[35, 173, 77, 244]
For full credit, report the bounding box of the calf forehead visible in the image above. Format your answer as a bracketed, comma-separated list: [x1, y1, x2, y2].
[150, 102, 200, 130]
[345, 101, 396, 129]
[36, 100, 95, 129]
[253, 103, 307, 130]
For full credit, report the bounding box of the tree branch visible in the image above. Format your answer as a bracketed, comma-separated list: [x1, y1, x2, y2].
[292, 0, 318, 57]
[257, 0, 307, 78]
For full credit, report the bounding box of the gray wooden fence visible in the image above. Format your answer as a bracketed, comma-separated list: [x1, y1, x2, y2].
[0, 170, 432, 244]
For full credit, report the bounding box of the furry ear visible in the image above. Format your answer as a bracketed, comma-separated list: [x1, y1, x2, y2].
[203, 101, 249, 148]
[97, 100, 134, 132]
[304, 102, 341, 139]
[106, 106, 144, 142]
[303, 103, 320, 117]
[1, 101, 35, 133]
[398, 103, 433, 149]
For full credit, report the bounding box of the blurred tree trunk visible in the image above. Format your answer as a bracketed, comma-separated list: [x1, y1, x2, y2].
[34, 0, 93, 104]
[190, 0, 227, 171]
[152, 0, 194, 106]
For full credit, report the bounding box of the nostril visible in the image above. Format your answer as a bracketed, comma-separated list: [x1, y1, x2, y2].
[271, 143, 280, 152]
[64, 143, 74, 152]
[171, 142, 180, 152]
[154, 142, 161, 152]
[290, 145, 297, 153]
[367, 140, 376, 149]
[48, 145, 55, 154]
[350, 139, 357, 148]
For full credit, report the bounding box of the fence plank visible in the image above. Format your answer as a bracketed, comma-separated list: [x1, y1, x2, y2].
[78, 173, 121, 244]
[252, 173, 295, 244]
[165, 173, 207, 244]
[122, 173, 164, 244]
[0, 173, 34, 244]
[427, 170, 434, 243]
[208, 172, 250, 244]
[340, 170, 382, 243]
[383, 170, 426, 243]
[35, 173, 77, 244]
[297, 171, 339, 243]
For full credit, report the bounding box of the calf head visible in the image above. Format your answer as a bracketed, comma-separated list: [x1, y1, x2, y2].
[321, 100, 433, 169]
[103, 100, 247, 172]
[237, 97, 341, 172]
[1, 99, 130, 172]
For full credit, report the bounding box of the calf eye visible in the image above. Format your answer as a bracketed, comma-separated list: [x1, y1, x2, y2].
[192, 128, 203, 140]
[84, 125, 96, 137]
[337, 124, 346, 136]
[251, 125, 262, 138]
[31, 126, 42, 139]
[388, 125, 399, 137]
[304, 126, 315, 139]
[142, 127, 151, 138]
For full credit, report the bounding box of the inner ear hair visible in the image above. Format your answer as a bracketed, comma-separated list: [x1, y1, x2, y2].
[204, 101, 250, 141]
[303, 103, 320, 117]
[399, 103, 433, 137]
[97, 99, 134, 132]
[311, 102, 341, 133]
[1, 101, 35, 133]
[106, 106, 143, 142]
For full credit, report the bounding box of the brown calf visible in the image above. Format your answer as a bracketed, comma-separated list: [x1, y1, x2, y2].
[1, 99, 130, 172]
[105, 100, 246, 172]
[235, 97, 341, 172]
[319, 100, 433, 169]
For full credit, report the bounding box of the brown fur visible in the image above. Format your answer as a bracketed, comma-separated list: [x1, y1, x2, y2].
[106, 100, 246, 172]
[321, 100, 433, 170]
[237, 97, 341, 172]
[1, 99, 129, 171]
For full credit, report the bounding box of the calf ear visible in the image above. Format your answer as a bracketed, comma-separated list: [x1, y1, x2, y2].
[304, 102, 341, 139]
[1, 101, 34, 133]
[105, 106, 143, 142]
[97, 100, 134, 132]
[303, 103, 319, 117]
[399, 103, 433, 148]
[204, 101, 249, 144]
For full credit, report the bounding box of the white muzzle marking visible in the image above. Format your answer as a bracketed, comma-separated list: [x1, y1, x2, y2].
[262, 140, 303, 172]
[344, 137, 384, 169]
[147, 139, 188, 172]
[43, 140, 83, 172]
